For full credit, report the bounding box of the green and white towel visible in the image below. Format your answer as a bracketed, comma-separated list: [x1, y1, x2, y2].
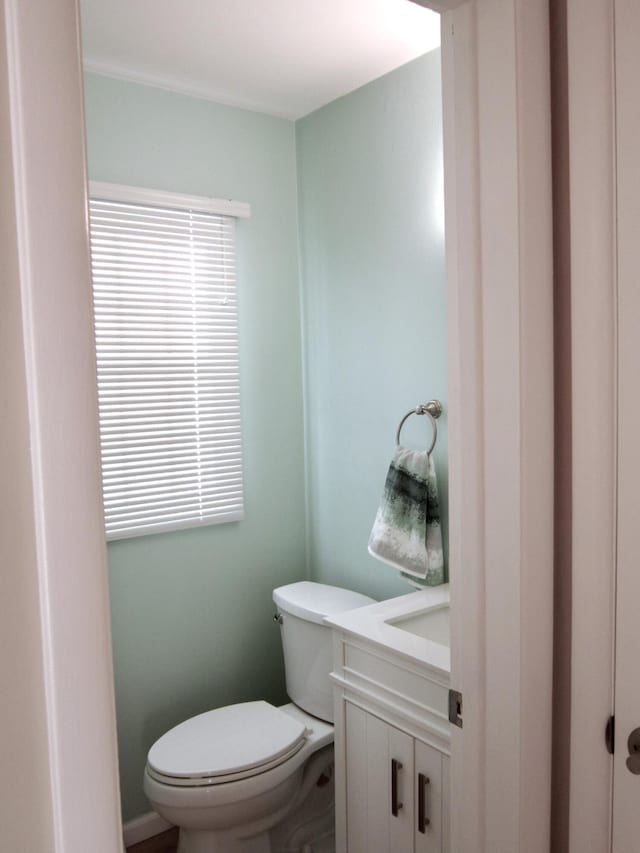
[368, 447, 444, 584]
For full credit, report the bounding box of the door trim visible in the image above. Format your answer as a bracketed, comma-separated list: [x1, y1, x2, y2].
[443, 2, 554, 852]
[1, 0, 123, 851]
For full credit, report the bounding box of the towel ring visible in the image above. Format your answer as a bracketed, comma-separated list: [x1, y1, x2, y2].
[395, 399, 443, 454]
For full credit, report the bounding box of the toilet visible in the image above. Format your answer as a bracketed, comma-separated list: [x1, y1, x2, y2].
[143, 581, 375, 853]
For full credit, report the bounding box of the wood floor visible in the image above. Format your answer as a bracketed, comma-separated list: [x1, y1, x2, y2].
[124, 826, 335, 852]
[126, 828, 179, 853]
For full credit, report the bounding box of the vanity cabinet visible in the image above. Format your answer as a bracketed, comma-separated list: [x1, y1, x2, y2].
[325, 589, 451, 853]
[344, 703, 448, 853]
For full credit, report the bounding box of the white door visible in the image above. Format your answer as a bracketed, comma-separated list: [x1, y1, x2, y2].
[613, 0, 640, 847]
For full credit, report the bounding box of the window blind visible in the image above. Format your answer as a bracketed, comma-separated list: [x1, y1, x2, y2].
[88, 191, 244, 539]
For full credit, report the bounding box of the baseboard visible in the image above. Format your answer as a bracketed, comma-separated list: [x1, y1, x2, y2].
[122, 811, 174, 847]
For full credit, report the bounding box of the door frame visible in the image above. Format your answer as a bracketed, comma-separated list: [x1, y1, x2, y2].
[1, 1, 124, 852]
[442, 3, 554, 852]
[564, 1, 617, 851]
[1, 1, 555, 852]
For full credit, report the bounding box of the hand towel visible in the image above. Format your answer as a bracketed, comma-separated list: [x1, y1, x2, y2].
[368, 447, 444, 583]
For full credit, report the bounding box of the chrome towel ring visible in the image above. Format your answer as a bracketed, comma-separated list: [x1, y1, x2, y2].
[395, 399, 443, 454]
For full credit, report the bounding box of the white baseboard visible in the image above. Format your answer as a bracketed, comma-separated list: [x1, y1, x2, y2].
[122, 811, 174, 847]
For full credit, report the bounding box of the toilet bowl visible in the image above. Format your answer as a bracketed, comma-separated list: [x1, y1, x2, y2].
[144, 703, 333, 853]
[143, 582, 375, 853]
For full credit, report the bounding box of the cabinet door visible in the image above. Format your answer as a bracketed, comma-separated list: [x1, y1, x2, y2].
[414, 741, 443, 853]
[442, 755, 450, 853]
[345, 703, 414, 853]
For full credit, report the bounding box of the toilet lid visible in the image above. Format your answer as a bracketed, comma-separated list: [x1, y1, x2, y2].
[147, 701, 308, 781]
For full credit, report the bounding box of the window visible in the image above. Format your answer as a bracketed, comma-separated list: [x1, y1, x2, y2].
[88, 182, 250, 539]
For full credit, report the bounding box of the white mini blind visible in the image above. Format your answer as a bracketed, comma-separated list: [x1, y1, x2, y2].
[88, 189, 245, 539]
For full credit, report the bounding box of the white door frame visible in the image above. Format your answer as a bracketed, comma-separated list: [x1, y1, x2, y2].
[1, 1, 123, 852]
[442, 3, 554, 852]
[564, 1, 617, 851]
[1, 1, 555, 852]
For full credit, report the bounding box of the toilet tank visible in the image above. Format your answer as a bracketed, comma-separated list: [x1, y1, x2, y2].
[272, 581, 375, 723]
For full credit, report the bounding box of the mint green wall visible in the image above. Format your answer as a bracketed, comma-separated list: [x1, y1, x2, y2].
[83, 51, 446, 823]
[297, 51, 447, 601]
[83, 74, 306, 821]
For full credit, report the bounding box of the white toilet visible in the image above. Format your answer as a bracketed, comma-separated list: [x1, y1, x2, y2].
[143, 581, 374, 853]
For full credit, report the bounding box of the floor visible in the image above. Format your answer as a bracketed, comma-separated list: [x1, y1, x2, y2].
[126, 828, 338, 853]
[126, 828, 179, 853]
[125, 828, 336, 853]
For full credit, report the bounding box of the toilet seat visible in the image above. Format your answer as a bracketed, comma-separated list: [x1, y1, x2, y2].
[147, 701, 308, 788]
[147, 738, 306, 787]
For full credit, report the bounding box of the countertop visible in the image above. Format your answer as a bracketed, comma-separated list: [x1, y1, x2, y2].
[325, 584, 450, 675]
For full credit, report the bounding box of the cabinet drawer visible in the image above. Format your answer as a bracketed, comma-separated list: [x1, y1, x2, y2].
[344, 643, 449, 720]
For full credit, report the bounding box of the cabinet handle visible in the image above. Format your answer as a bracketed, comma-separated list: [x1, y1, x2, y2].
[391, 759, 403, 816]
[418, 773, 431, 833]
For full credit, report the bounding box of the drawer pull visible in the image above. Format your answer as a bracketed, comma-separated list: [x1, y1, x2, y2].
[418, 773, 431, 833]
[391, 759, 403, 816]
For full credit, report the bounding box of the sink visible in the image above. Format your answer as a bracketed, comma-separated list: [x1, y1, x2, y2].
[385, 604, 450, 647]
[325, 586, 450, 672]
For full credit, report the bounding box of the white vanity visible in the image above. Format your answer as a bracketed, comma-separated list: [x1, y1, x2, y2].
[326, 586, 451, 853]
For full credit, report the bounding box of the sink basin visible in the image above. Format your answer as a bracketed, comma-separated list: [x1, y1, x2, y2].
[385, 605, 450, 647]
[326, 586, 450, 671]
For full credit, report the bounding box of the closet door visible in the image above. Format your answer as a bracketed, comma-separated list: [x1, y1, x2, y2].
[345, 704, 414, 853]
[613, 0, 640, 848]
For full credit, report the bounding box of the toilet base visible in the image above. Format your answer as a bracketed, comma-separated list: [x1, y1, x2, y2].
[178, 828, 271, 853]
[146, 706, 335, 853]
[269, 758, 334, 853]
[171, 745, 335, 853]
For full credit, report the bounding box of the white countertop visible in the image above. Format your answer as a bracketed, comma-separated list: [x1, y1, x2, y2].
[325, 584, 451, 675]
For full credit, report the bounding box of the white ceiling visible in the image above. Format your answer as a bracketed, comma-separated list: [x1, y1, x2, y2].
[80, 0, 440, 120]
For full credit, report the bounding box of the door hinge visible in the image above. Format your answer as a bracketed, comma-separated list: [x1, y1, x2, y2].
[605, 715, 615, 755]
[449, 688, 463, 728]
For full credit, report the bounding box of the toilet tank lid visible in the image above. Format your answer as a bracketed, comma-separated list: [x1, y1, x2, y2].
[273, 581, 375, 625]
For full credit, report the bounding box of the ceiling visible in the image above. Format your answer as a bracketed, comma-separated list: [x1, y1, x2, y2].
[80, 0, 440, 120]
